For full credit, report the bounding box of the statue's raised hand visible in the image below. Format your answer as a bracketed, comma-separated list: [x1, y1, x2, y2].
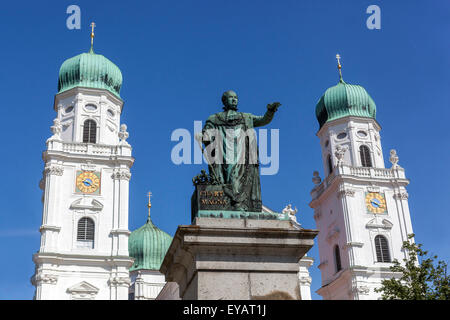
[267, 102, 281, 112]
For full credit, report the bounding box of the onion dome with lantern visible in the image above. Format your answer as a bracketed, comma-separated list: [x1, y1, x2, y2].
[128, 193, 173, 272]
[315, 54, 377, 129]
[57, 22, 123, 99]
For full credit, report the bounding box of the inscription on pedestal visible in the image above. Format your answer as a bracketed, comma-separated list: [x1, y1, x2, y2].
[192, 185, 233, 221]
[199, 190, 228, 206]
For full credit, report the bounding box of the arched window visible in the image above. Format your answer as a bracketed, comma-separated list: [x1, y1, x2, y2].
[359, 145, 372, 167]
[334, 245, 342, 273]
[327, 154, 333, 175]
[77, 217, 95, 248]
[83, 120, 97, 143]
[375, 235, 391, 262]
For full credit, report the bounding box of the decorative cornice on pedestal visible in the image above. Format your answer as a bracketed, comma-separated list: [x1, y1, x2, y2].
[118, 124, 130, 146]
[44, 164, 64, 176]
[389, 149, 401, 169]
[393, 192, 409, 200]
[46, 119, 62, 142]
[108, 277, 131, 287]
[111, 169, 131, 181]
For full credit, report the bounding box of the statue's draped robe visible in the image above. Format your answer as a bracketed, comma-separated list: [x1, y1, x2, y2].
[202, 109, 275, 211]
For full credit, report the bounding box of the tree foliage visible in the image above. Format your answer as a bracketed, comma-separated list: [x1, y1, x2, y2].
[375, 234, 449, 300]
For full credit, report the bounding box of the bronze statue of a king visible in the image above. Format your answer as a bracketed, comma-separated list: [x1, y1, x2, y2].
[197, 90, 281, 212]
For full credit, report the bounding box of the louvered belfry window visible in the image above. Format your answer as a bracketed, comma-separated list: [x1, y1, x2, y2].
[334, 245, 342, 272]
[375, 235, 391, 262]
[83, 120, 97, 143]
[77, 217, 95, 242]
[359, 145, 372, 167]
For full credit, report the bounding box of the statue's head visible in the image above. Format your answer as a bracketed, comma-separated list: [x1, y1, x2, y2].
[221, 90, 238, 111]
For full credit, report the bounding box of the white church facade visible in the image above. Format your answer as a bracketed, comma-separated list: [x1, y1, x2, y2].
[31, 32, 414, 300]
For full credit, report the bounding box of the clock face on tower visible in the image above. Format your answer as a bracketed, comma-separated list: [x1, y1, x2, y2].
[365, 192, 387, 214]
[76, 171, 101, 194]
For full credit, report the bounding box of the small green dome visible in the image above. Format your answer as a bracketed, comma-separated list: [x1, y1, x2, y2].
[315, 79, 376, 129]
[129, 217, 173, 272]
[58, 48, 122, 98]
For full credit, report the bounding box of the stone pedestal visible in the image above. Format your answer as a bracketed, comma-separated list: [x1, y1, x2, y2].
[160, 217, 318, 300]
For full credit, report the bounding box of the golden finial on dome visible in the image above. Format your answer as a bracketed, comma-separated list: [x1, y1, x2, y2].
[90, 22, 96, 52]
[336, 53, 343, 81]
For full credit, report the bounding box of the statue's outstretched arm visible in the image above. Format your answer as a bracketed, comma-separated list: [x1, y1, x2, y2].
[253, 102, 281, 127]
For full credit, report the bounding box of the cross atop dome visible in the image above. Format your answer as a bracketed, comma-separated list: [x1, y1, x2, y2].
[147, 192, 152, 222]
[90, 22, 96, 53]
[336, 53, 343, 81]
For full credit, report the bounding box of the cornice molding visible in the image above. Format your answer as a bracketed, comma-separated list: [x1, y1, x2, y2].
[110, 229, 131, 236]
[317, 116, 382, 137]
[39, 225, 61, 233]
[53, 86, 124, 112]
[43, 150, 135, 167]
[33, 252, 134, 267]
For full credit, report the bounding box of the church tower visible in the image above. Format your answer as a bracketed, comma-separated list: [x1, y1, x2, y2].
[32, 26, 134, 300]
[309, 56, 414, 300]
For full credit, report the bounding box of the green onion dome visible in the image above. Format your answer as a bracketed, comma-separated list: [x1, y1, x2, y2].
[57, 48, 122, 98]
[128, 215, 173, 272]
[315, 79, 376, 129]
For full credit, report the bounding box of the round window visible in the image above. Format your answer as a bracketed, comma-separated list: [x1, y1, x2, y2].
[85, 104, 97, 111]
[65, 106, 74, 113]
[357, 130, 368, 138]
[337, 132, 347, 139]
[107, 109, 115, 117]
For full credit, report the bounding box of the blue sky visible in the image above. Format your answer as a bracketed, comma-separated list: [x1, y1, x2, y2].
[0, 0, 449, 300]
